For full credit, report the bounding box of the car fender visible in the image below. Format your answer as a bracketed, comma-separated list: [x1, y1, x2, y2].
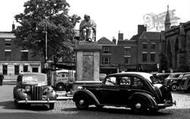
[73, 89, 100, 105]
[129, 92, 157, 108]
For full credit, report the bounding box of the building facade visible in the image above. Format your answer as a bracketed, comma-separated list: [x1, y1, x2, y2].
[97, 37, 118, 74]
[0, 32, 42, 80]
[163, 21, 190, 72]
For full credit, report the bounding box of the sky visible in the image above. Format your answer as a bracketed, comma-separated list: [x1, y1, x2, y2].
[0, 0, 190, 40]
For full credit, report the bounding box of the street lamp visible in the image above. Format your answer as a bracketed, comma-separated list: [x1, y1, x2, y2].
[43, 22, 48, 69]
[45, 24, 48, 62]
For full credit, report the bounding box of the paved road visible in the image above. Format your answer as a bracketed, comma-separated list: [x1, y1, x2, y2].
[1, 85, 190, 119]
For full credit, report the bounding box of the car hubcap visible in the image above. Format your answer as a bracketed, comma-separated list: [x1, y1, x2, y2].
[135, 103, 141, 109]
[172, 85, 177, 91]
[79, 99, 85, 105]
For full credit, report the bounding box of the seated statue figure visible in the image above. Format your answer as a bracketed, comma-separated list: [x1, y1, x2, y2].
[79, 15, 96, 42]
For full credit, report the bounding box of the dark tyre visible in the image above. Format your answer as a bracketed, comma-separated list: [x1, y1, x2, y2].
[131, 98, 154, 113]
[75, 95, 89, 110]
[171, 84, 178, 91]
[49, 103, 54, 110]
[56, 83, 65, 91]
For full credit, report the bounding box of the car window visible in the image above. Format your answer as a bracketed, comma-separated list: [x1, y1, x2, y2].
[105, 76, 117, 86]
[119, 77, 131, 86]
[131, 77, 144, 89]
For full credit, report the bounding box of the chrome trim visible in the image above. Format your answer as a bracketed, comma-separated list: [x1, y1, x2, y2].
[17, 100, 56, 104]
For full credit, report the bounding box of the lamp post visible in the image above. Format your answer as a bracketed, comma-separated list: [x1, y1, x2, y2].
[43, 22, 48, 69]
[45, 25, 48, 62]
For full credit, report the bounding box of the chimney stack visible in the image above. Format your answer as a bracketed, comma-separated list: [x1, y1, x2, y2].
[138, 25, 146, 35]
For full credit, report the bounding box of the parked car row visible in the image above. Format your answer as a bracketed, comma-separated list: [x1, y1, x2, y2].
[153, 72, 190, 92]
[13, 72, 175, 113]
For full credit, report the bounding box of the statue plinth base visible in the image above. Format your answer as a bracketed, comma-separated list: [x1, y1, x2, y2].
[73, 41, 102, 89]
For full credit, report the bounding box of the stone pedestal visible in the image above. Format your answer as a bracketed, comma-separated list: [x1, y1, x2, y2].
[74, 41, 102, 89]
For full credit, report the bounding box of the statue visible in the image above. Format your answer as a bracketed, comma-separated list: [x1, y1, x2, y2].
[79, 15, 96, 42]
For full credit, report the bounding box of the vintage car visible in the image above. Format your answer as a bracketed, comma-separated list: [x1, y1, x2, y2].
[73, 72, 175, 113]
[13, 72, 57, 109]
[164, 73, 188, 91]
[168, 74, 190, 92]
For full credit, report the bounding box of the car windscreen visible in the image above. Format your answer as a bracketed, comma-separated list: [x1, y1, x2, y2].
[22, 74, 47, 85]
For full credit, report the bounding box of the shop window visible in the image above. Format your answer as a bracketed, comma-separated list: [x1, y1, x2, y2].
[15, 65, 20, 75]
[32, 67, 39, 72]
[23, 65, 28, 72]
[3, 65, 7, 75]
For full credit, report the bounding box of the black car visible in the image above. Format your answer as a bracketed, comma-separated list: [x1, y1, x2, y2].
[73, 72, 175, 112]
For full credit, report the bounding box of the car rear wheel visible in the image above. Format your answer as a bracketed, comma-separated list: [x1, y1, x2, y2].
[171, 84, 178, 91]
[49, 103, 54, 110]
[75, 95, 89, 110]
[131, 98, 152, 113]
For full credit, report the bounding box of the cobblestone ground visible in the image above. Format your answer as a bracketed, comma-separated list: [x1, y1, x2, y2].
[170, 92, 190, 109]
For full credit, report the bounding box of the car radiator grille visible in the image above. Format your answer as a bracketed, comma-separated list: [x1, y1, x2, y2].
[31, 86, 43, 100]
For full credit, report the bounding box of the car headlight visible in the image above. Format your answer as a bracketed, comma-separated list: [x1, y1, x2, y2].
[25, 86, 31, 92]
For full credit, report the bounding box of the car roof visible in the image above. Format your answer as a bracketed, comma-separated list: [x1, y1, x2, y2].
[106, 72, 153, 83]
[108, 71, 152, 78]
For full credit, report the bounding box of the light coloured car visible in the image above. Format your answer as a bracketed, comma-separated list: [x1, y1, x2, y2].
[13, 72, 57, 109]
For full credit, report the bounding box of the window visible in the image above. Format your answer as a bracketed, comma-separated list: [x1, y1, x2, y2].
[5, 42, 11, 47]
[151, 44, 156, 49]
[103, 47, 110, 53]
[101, 57, 111, 64]
[4, 39, 12, 47]
[124, 47, 130, 55]
[150, 53, 156, 62]
[142, 53, 148, 62]
[4, 50, 11, 60]
[120, 77, 131, 86]
[15, 65, 20, 75]
[132, 77, 144, 89]
[3, 65, 7, 75]
[124, 57, 130, 64]
[105, 77, 116, 86]
[32, 67, 39, 72]
[21, 50, 29, 61]
[23, 65, 28, 72]
[142, 43, 148, 49]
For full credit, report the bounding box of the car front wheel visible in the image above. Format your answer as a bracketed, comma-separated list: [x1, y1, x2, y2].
[75, 95, 89, 110]
[171, 84, 178, 91]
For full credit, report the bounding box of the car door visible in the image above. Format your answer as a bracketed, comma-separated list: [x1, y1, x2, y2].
[118, 76, 132, 105]
[98, 76, 120, 104]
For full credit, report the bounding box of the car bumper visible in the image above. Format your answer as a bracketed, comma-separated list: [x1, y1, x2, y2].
[157, 100, 176, 108]
[17, 100, 56, 104]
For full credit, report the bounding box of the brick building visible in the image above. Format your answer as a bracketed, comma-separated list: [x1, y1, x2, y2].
[116, 25, 162, 72]
[0, 31, 42, 80]
[163, 21, 190, 71]
[97, 37, 118, 74]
